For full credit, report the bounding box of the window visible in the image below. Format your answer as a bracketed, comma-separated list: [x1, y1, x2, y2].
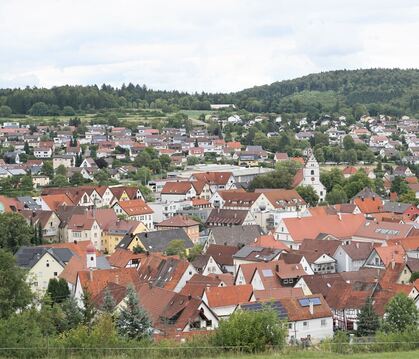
[303, 321, 308, 328]
[54, 272, 58, 276]
[321, 319, 327, 327]
[311, 170, 314, 175]
[46, 263, 50, 267]
[288, 323, 293, 329]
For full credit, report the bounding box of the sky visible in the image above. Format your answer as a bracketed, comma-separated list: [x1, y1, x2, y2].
[0, 0, 418, 92]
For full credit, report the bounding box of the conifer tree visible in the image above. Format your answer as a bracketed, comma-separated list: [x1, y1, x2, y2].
[102, 287, 116, 314]
[356, 297, 380, 336]
[117, 286, 152, 340]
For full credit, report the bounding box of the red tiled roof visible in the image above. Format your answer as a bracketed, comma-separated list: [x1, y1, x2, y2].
[116, 199, 153, 216]
[156, 215, 199, 228]
[204, 284, 253, 308]
[354, 197, 383, 214]
[161, 181, 193, 194]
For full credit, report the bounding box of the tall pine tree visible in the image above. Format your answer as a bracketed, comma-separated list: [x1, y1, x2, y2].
[356, 297, 380, 336]
[102, 287, 116, 314]
[117, 286, 152, 340]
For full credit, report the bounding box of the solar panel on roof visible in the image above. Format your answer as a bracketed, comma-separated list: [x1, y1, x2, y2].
[298, 297, 321, 307]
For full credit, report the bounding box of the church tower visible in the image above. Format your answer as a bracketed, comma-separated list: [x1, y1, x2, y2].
[302, 149, 326, 202]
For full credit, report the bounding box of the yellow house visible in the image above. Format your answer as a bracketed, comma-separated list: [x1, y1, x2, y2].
[102, 220, 148, 254]
[15, 247, 68, 296]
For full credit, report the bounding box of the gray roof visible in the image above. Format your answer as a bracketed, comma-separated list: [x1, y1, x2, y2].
[208, 225, 265, 247]
[17, 196, 41, 210]
[382, 201, 411, 214]
[233, 245, 281, 261]
[117, 228, 193, 253]
[97, 255, 111, 269]
[15, 246, 74, 269]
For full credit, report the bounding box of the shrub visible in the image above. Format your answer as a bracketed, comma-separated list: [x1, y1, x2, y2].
[212, 307, 286, 353]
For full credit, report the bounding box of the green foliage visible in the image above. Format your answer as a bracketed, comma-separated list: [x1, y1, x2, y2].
[391, 176, 409, 195]
[29, 102, 49, 116]
[82, 291, 97, 328]
[357, 297, 380, 337]
[70, 172, 85, 186]
[213, 307, 286, 353]
[249, 160, 300, 190]
[0, 249, 33, 319]
[51, 174, 69, 187]
[42, 160, 54, 179]
[0, 212, 34, 253]
[296, 185, 319, 206]
[187, 243, 203, 261]
[47, 278, 70, 304]
[0, 105, 12, 117]
[410, 272, 419, 283]
[165, 239, 187, 258]
[326, 186, 348, 205]
[102, 288, 116, 313]
[117, 286, 152, 340]
[382, 293, 419, 333]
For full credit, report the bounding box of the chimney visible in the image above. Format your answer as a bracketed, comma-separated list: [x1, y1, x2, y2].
[188, 294, 192, 300]
[361, 196, 365, 202]
[148, 280, 152, 289]
[356, 242, 359, 249]
[89, 268, 93, 281]
[391, 258, 395, 270]
[337, 213, 342, 221]
[309, 300, 314, 315]
[275, 264, 279, 272]
[115, 274, 119, 285]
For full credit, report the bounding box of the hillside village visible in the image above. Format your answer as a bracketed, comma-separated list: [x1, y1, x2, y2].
[1, 110, 419, 345]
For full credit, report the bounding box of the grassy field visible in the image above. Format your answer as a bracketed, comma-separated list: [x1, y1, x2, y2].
[247, 350, 419, 358]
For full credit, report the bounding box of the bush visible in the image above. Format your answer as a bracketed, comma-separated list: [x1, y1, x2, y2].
[212, 307, 286, 353]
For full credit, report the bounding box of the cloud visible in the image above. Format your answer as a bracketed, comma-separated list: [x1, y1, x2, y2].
[0, 0, 418, 91]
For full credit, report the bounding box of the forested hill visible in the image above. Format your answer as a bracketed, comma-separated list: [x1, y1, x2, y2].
[0, 68, 418, 117]
[233, 68, 419, 116]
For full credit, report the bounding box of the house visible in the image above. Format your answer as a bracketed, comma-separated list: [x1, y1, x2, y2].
[112, 199, 154, 230]
[205, 208, 256, 227]
[189, 171, 236, 193]
[34, 146, 53, 159]
[233, 246, 282, 268]
[353, 196, 383, 215]
[363, 245, 406, 270]
[101, 220, 147, 254]
[352, 221, 414, 244]
[155, 215, 200, 243]
[161, 181, 197, 202]
[202, 284, 254, 319]
[205, 225, 265, 250]
[21, 210, 61, 242]
[275, 152, 289, 162]
[275, 214, 366, 249]
[203, 244, 238, 273]
[132, 284, 219, 337]
[241, 295, 333, 343]
[53, 154, 75, 169]
[333, 242, 374, 272]
[116, 228, 194, 254]
[342, 166, 358, 178]
[15, 246, 73, 294]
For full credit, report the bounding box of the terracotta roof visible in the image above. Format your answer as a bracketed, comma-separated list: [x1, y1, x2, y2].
[374, 245, 406, 266]
[204, 244, 237, 266]
[156, 215, 199, 228]
[354, 221, 414, 241]
[279, 294, 333, 321]
[207, 273, 234, 286]
[338, 241, 374, 261]
[255, 189, 306, 209]
[204, 284, 253, 308]
[292, 168, 304, 187]
[354, 197, 383, 214]
[389, 236, 419, 251]
[252, 234, 289, 250]
[253, 287, 304, 301]
[179, 274, 222, 298]
[43, 240, 97, 258]
[192, 171, 233, 186]
[115, 199, 153, 216]
[108, 249, 144, 268]
[41, 194, 74, 211]
[282, 214, 366, 243]
[78, 268, 140, 297]
[161, 181, 193, 194]
[343, 166, 358, 175]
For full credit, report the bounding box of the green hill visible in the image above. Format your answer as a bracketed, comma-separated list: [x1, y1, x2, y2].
[233, 68, 419, 116]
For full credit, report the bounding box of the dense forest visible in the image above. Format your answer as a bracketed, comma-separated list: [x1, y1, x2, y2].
[0, 68, 418, 117]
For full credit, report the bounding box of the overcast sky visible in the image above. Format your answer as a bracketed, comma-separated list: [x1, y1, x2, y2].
[1, 0, 418, 92]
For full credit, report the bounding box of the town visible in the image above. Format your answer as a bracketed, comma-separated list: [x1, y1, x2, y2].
[0, 100, 418, 354]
